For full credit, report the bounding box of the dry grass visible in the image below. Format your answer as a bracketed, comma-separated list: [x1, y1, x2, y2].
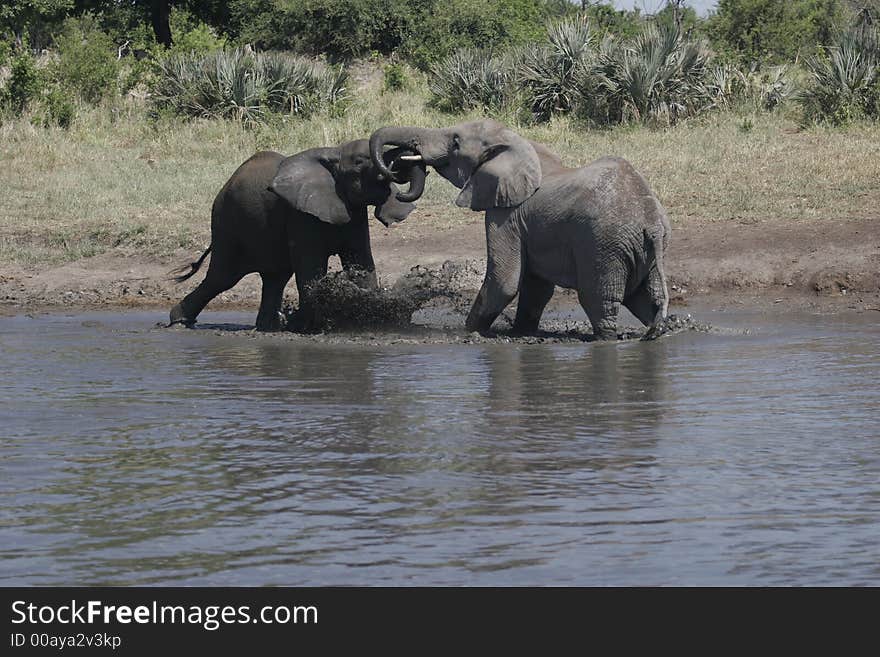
[1, 88, 879, 267]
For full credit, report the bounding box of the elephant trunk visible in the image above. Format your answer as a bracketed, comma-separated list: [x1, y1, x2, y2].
[382, 145, 427, 202]
[370, 126, 431, 180]
[394, 159, 426, 202]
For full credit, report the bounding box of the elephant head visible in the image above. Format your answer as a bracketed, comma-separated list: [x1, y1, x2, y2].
[369, 119, 542, 211]
[270, 138, 426, 226]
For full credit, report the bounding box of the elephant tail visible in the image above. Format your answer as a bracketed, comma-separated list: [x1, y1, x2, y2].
[169, 245, 212, 283]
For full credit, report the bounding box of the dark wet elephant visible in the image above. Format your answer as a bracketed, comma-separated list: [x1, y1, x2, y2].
[370, 120, 670, 339]
[169, 139, 426, 331]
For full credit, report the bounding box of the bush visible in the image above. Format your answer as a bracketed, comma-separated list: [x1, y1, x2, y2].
[428, 48, 515, 113]
[40, 86, 75, 128]
[53, 15, 119, 104]
[516, 16, 597, 121]
[1, 51, 43, 115]
[166, 7, 226, 55]
[706, 0, 842, 67]
[383, 61, 408, 92]
[151, 48, 348, 125]
[799, 25, 880, 124]
[585, 23, 713, 125]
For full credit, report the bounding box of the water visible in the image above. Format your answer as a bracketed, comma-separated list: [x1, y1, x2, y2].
[1, 308, 878, 585]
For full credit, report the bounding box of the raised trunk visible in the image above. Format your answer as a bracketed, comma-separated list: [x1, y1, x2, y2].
[370, 126, 431, 179]
[381, 144, 427, 202]
[394, 161, 426, 202]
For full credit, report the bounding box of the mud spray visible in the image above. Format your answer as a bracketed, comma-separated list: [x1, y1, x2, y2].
[283, 261, 714, 342]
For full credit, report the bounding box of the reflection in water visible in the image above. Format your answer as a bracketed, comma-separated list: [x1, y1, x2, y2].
[1, 310, 879, 585]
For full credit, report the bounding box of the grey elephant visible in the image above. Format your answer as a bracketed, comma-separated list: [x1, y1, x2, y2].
[369, 120, 670, 339]
[169, 139, 426, 331]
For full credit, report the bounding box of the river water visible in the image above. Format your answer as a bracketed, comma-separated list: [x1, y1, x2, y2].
[1, 307, 878, 585]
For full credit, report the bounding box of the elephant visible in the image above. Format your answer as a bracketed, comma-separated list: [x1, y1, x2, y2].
[369, 119, 670, 339]
[169, 138, 426, 331]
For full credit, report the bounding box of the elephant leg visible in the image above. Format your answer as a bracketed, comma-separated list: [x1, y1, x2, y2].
[512, 269, 554, 335]
[291, 254, 329, 332]
[465, 209, 522, 334]
[579, 262, 627, 341]
[339, 212, 378, 290]
[169, 255, 244, 327]
[339, 250, 377, 290]
[255, 271, 292, 332]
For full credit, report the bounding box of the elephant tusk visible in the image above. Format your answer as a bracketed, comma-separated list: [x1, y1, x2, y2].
[396, 154, 423, 161]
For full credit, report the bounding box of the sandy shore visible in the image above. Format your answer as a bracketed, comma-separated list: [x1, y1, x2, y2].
[1, 212, 879, 318]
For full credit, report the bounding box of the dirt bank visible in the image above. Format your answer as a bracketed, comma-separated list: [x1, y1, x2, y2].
[1, 213, 879, 318]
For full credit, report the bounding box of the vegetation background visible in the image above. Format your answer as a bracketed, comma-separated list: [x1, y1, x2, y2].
[0, 0, 878, 308]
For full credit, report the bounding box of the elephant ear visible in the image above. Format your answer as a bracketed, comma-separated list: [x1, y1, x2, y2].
[269, 148, 351, 224]
[455, 129, 542, 211]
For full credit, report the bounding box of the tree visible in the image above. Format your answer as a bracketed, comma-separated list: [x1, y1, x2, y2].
[150, 0, 171, 46]
[706, 0, 843, 66]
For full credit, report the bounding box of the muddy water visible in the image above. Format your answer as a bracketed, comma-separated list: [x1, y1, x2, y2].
[1, 308, 879, 585]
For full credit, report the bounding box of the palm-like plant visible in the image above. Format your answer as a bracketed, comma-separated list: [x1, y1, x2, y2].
[427, 48, 513, 113]
[152, 48, 348, 125]
[516, 16, 597, 120]
[800, 25, 880, 124]
[590, 22, 711, 125]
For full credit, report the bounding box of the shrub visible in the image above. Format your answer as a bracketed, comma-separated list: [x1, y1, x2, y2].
[706, 0, 842, 67]
[799, 25, 880, 124]
[166, 7, 226, 55]
[151, 48, 348, 125]
[40, 86, 76, 128]
[587, 22, 713, 125]
[516, 16, 597, 120]
[53, 15, 119, 104]
[1, 51, 43, 115]
[427, 48, 514, 113]
[383, 62, 408, 92]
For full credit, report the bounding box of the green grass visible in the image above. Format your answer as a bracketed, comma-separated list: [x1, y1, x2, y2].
[1, 88, 879, 267]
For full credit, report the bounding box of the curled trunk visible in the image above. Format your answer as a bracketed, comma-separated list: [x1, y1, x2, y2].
[371, 127, 425, 180]
[382, 145, 427, 202]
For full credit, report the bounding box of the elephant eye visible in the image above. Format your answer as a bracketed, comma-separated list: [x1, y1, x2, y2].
[452, 135, 460, 152]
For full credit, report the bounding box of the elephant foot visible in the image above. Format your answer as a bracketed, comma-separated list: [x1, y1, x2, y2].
[255, 312, 286, 332]
[510, 320, 540, 337]
[168, 305, 196, 328]
[591, 327, 618, 341]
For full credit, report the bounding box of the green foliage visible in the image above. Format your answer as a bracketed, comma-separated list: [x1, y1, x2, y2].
[383, 62, 409, 92]
[427, 47, 515, 113]
[52, 14, 119, 104]
[150, 47, 348, 125]
[1, 51, 43, 115]
[706, 0, 843, 67]
[580, 2, 642, 40]
[799, 25, 880, 124]
[590, 22, 713, 125]
[40, 85, 75, 127]
[404, 0, 559, 69]
[0, 0, 73, 49]
[166, 7, 226, 55]
[516, 16, 598, 120]
[0, 39, 10, 67]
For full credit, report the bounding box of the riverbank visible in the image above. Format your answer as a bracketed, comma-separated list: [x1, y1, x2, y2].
[2, 209, 878, 318]
[2, 98, 878, 318]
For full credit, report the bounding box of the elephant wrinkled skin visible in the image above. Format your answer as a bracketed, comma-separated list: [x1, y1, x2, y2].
[169, 139, 425, 331]
[370, 120, 670, 339]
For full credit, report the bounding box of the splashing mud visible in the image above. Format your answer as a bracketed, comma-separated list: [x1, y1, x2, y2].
[280, 262, 718, 343]
[284, 261, 481, 332]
